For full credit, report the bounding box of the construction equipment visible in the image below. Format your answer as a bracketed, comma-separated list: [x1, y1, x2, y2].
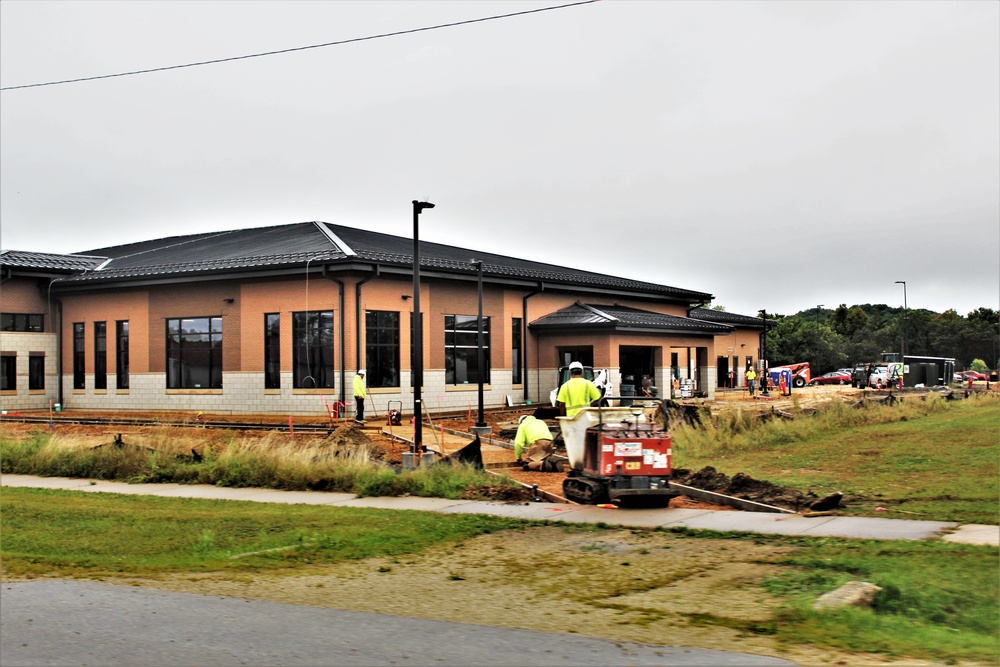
[548, 365, 615, 408]
[386, 400, 402, 426]
[769, 362, 811, 388]
[558, 397, 678, 506]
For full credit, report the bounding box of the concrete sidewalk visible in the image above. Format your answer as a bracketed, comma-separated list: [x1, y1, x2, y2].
[2, 474, 996, 546]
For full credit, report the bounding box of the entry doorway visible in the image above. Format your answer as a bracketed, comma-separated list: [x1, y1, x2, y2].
[620, 345, 656, 396]
[717, 356, 730, 388]
[556, 347, 593, 368]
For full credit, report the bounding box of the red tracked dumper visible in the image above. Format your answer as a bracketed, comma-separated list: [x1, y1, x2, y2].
[558, 397, 679, 506]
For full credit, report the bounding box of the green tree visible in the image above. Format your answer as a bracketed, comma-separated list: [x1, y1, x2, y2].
[970, 358, 989, 373]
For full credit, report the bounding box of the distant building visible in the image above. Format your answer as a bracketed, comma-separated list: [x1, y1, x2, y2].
[1, 222, 767, 415]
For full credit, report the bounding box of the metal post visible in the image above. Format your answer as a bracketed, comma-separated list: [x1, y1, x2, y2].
[412, 200, 434, 453]
[759, 310, 770, 396]
[895, 281, 907, 358]
[474, 260, 486, 428]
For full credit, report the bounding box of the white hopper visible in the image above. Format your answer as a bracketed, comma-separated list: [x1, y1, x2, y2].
[557, 407, 648, 470]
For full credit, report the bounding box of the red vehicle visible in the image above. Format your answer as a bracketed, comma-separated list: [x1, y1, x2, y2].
[810, 371, 851, 386]
[959, 370, 988, 382]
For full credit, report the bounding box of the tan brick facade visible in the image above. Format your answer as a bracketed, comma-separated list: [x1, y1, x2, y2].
[3, 271, 739, 415]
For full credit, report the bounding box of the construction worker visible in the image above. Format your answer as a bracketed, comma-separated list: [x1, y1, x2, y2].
[353, 369, 367, 424]
[745, 367, 757, 397]
[514, 415, 555, 471]
[556, 361, 602, 417]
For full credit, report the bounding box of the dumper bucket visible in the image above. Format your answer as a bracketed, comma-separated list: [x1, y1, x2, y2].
[557, 407, 648, 470]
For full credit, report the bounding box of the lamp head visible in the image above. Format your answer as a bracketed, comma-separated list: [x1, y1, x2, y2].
[413, 200, 435, 212]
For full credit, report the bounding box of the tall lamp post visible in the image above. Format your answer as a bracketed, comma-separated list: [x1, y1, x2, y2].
[895, 281, 907, 358]
[412, 200, 434, 454]
[470, 260, 489, 436]
[759, 309, 770, 396]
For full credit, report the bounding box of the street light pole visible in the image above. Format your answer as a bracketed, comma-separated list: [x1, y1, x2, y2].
[895, 281, 907, 358]
[412, 200, 434, 454]
[471, 260, 487, 430]
[759, 309, 770, 396]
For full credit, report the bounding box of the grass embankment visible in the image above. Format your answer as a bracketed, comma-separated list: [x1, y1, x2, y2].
[0, 430, 526, 501]
[2, 487, 997, 664]
[673, 392, 1000, 524]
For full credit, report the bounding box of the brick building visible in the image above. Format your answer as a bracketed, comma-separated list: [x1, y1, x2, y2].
[1, 222, 768, 416]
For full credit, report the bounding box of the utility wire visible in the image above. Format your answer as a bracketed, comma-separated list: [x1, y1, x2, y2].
[1, 0, 599, 91]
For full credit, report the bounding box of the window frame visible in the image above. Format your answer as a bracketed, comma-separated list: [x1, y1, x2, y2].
[28, 353, 45, 390]
[116, 320, 130, 389]
[365, 310, 400, 388]
[444, 314, 490, 386]
[292, 310, 335, 389]
[264, 313, 280, 389]
[94, 321, 107, 390]
[73, 322, 85, 389]
[0, 354, 15, 391]
[165, 316, 223, 389]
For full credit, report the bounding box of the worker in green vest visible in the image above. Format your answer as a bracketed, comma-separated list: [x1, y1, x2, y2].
[353, 369, 367, 424]
[556, 361, 602, 417]
[514, 415, 555, 471]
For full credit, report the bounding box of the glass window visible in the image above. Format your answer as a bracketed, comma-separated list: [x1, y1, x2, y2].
[445, 314, 490, 385]
[116, 321, 129, 389]
[94, 322, 107, 390]
[166, 316, 223, 389]
[264, 313, 280, 389]
[73, 323, 85, 389]
[293, 311, 334, 388]
[365, 310, 400, 388]
[511, 317, 522, 384]
[0, 355, 14, 391]
[1, 313, 44, 332]
[29, 353, 45, 390]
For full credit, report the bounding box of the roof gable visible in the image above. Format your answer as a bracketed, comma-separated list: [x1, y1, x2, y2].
[531, 302, 732, 335]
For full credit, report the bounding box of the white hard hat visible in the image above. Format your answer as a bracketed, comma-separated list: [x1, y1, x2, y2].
[357, 369, 366, 375]
[569, 361, 584, 371]
[518, 415, 529, 425]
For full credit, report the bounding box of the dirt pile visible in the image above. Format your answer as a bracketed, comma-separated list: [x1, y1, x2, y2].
[672, 466, 814, 511]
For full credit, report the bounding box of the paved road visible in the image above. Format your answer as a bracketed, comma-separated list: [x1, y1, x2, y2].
[0, 580, 798, 667]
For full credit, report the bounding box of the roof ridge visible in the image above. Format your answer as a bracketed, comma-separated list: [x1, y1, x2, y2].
[312, 221, 357, 257]
[579, 302, 618, 322]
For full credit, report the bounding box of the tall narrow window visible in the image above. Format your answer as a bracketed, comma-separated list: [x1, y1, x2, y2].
[0, 354, 15, 391]
[293, 310, 334, 388]
[511, 317, 522, 385]
[94, 321, 107, 390]
[264, 313, 280, 389]
[116, 321, 129, 389]
[445, 314, 490, 385]
[73, 323, 85, 389]
[365, 310, 400, 388]
[29, 353, 45, 390]
[166, 317, 223, 389]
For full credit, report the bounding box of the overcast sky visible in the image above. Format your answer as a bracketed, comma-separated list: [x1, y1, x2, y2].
[2, 0, 998, 318]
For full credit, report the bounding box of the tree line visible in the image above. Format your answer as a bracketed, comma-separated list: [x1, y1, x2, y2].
[763, 305, 999, 375]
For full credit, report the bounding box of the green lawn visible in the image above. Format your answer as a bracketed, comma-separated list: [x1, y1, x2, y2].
[673, 393, 1000, 524]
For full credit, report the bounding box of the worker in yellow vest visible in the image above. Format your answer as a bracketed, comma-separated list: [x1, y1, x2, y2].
[514, 415, 555, 471]
[745, 367, 757, 397]
[556, 361, 602, 417]
[353, 369, 367, 424]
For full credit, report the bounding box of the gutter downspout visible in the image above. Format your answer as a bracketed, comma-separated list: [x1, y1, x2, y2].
[56, 299, 64, 409]
[355, 266, 379, 370]
[323, 268, 346, 409]
[522, 283, 543, 403]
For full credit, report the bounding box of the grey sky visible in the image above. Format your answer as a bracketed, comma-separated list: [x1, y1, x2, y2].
[2, 0, 997, 318]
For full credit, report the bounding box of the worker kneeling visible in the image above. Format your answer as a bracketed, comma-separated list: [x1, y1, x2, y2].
[514, 415, 556, 472]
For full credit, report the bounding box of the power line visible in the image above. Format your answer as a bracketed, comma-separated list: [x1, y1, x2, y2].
[1, 0, 599, 92]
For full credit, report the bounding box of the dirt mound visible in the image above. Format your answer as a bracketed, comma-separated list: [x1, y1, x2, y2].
[319, 424, 387, 460]
[672, 466, 814, 511]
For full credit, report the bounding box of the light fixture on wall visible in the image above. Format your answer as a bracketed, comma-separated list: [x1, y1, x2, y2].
[223, 298, 235, 304]
[401, 294, 412, 300]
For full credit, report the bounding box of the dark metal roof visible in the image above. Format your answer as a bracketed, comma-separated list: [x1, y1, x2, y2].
[688, 307, 772, 328]
[0, 249, 106, 273]
[5, 221, 713, 303]
[530, 302, 732, 335]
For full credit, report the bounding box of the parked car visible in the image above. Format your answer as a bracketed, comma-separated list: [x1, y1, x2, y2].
[959, 370, 989, 382]
[810, 371, 851, 385]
